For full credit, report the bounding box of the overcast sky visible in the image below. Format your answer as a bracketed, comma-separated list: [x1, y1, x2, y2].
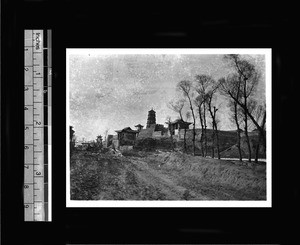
[67, 51, 265, 141]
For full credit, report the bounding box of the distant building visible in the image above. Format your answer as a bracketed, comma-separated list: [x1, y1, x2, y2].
[137, 109, 169, 139]
[80, 141, 96, 150]
[166, 119, 192, 139]
[104, 134, 114, 147]
[112, 109, 192, 149]
[146, 109, 156, 128]
[135, 124, 144, 132]
[114, 127, 139, 148]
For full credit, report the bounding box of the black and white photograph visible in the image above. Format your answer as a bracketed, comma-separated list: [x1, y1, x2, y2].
[66, 49, 271, 207]
[3, 0, 299, 244]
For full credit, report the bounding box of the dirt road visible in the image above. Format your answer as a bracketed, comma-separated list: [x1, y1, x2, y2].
[70, 151, 266, 200]
[127, 157, 210, 200]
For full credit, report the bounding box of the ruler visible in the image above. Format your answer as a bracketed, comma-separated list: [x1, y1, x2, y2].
[24, 30, 52, 221]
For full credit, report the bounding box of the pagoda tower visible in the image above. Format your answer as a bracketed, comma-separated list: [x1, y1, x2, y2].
[146, 108, 156, 128]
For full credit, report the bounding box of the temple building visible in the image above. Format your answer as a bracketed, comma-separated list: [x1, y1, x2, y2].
[146, 108, 156, 128]
[112, 109, 192, 149]
[137, 109, 169, 138]
[166, 118, 192, 139]
[134, 124, 144, 132]
[114, 127, 139, 148]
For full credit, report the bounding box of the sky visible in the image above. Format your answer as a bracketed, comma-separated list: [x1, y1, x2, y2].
[67, 50, 266, 141]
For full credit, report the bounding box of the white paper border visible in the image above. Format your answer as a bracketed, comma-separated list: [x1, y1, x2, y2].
[66, 48, 272, 208]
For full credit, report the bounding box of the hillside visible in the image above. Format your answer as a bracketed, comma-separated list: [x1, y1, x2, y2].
[70, 150, 266, 200]
[135, 128, 266, 159]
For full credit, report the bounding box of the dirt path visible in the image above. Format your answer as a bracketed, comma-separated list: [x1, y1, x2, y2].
[127, 157, 210, 200]
[71, 151, 266, 200]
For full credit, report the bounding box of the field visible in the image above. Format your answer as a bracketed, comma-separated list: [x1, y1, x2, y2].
[70, 149, 266, 200]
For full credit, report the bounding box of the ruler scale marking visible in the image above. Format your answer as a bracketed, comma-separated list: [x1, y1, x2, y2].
[24, 30, 51, 222]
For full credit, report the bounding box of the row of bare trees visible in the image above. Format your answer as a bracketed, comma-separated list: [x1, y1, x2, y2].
[219, 54, 266, 163]
[169, 54, 266, 163]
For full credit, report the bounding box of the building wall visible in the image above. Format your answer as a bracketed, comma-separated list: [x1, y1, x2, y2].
[119, 132, 136, 146]
[153, 131, 163, 137]
[112, 139, 119, 149]
[137, 125, 156, 138]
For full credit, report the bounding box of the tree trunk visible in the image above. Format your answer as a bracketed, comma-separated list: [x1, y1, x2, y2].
[255, 110, 266, 163]
[215, 127, 220, 159]
[212, 107, 220, 159]
[179, 114, 187, 153]
[255, 140, 260, 163]
[203, 102, 207, 157]
[233, 102, 242, 161]
[184, 128, 187, 153]
[169, 125, 174, 151]
[192, 121, 196, 156]
[235, 98, 266, 150]
[237, 129, 242, 161]
[198, 105, 205, 157]
[244, 111, 252, 162]
[192, 123, 196, 156]
[227, 92, 266, 151]
[211, 129, 215, 158]
[214, 116, 220, 159]
[243, 77, 251, 163]
[187, 96, 196, 156]
[208, 100, 217, 159]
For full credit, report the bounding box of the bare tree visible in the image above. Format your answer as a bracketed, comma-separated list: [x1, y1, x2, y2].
[177, 80, 196, 155]
[166, 116, 175, 151]
[168, 99, 185, 119]
[185, 111, 191, 154]
[220, 54, 264, 162]
[249, 101, 266, 163]
[230, 99, 243, 161]
[195, 75, 212, 156]
[194, 94, 205, 156]
[70, 126, 75, 155]
[206, 85, 221, 159]
[168, 99, 187, 152]
[219, 73, 243, 161]
[257, 109, 266, 162]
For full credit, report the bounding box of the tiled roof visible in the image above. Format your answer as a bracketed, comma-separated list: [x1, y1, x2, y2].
[115, 127, 139, 133]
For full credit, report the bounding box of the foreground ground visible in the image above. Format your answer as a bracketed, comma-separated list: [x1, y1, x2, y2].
[70, 150, 266, 200]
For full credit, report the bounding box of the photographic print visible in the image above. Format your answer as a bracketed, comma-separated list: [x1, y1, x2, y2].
[66, 49, 271, 207]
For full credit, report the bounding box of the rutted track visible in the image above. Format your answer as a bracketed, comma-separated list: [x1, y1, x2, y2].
[70, 151, 266, 200]
[127, 157, 209, 200]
